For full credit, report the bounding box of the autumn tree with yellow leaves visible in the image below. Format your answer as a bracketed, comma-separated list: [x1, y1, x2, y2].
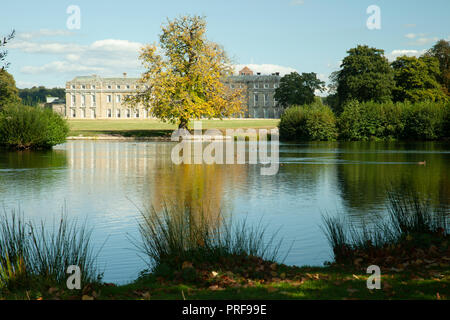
[130, 15, 245, 129]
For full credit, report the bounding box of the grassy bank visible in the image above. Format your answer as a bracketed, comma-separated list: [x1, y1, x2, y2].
[68, 119, 280, 138]
[2, 263, 448, 300]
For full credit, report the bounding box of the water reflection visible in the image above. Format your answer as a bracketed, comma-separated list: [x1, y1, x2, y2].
[0, 140, 448, 284]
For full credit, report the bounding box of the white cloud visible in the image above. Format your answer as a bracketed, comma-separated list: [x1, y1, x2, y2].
[20, 61, 105, 75]
[405, 33, 416, 39]
[409, 37, 439, 46]
[233, 64, 297, 76]
[17, 29, 74, 40]
[290, 0, 304, 5]
[386, 49, 426, 61]
[12, 38, 145, 76]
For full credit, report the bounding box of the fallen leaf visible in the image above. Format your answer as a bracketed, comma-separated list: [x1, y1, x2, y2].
[267, 287, 278, 293]
[82, 295, 94, 301]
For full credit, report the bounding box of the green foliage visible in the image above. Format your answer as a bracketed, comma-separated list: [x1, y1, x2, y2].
[278, 102, 337, 141]
[338, 100, 449, 141]
[424, 39, 450, 95]
[0, 104, 69, 149]
[392, 55, 447, 103]
[402, 101, 447, 140]
[333, 45, 395, 112]
[19, 86, 65, 106]
[274, 72, 325, 107]
[0, 70, 20, 109]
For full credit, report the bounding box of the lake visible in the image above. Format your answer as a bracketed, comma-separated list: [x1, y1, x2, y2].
[0, 140, 449, 284]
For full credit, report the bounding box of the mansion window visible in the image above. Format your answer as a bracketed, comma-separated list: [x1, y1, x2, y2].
[264, 93, 269, 106]
[126, 109, 131, 118]
[117, 85, 121, 89]
[71, 109, 76, 118]
[264, 84, 269, 89]
[81, 95, 86, 107]
[254, 94, 259, 107]
[107, 109, 112, 118]
[116, 109, 121, 118]
[107, 95, 112, 103]
[71, 95, 76, 106]
[91, 95, 96, 106]
[254, 83, 259, 89]
[274, 83, 279, 89]
[116, 95, 121, 103]
[81, 85, 86, 89]
[126, 85, 130, 89]
[107, 85, 112, 89]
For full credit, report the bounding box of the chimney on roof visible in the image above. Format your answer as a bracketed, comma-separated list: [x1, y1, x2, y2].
[123, 72, 127, 78]
[257, 72, 261, 75]
[275, 72, 280, 76]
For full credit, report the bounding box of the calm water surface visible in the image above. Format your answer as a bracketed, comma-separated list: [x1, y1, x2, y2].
[0, 140, 449, 284]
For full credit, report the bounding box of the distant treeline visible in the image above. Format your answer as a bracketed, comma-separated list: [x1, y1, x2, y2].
[19, 87, 65, 106]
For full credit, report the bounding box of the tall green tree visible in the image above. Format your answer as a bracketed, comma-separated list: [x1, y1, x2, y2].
[274, 72, 325, 107]
[424, 39, 450, 95]
[333, 45, 394, 112]
[129, 15, 244, 129]
[391, 55, 447, 103]
[0, 70, 20, 109]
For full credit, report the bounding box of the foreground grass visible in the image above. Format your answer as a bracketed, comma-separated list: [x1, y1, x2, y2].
[68, 119, 279, 137]
[1, 264, 448, 300]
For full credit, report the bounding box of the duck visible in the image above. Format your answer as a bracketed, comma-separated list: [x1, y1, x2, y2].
[418, 160, 426, 166]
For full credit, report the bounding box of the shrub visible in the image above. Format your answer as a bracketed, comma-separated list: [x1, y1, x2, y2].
[131, 204, 285, 280]
[338, 100, 449, 141]
[0, 211, 101, 291]
[279, 103, 337, 141]
[0, 104, 69, 149]
[401, 101, 447, 140]
[322, 189, 448, 264]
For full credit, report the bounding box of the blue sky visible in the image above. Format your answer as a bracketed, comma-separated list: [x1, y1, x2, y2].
[1, 0, 449, 89]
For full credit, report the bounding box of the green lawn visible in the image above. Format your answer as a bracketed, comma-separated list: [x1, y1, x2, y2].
[68, 119, 280, 137]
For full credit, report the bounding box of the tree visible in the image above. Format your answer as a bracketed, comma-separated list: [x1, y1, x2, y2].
[391, 55, 447, 103]
[333, 45, 394, 112]
[0, 69, 20, 109]
[129, 15, 244, 129]
[424, 39, 450, 95]
[19, 86, 66, 106]
[274, 72, 325, 107]
[1, 30, 15, 70]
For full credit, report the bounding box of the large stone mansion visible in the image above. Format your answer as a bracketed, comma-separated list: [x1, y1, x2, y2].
[60, 67, 282, 119]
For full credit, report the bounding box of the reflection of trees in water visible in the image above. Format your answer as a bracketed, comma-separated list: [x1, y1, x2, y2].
[150, 143, 248, 225]
[0, 148, 67, 169]
[336, 141, 450, 214]
[0, 148, 68, 194]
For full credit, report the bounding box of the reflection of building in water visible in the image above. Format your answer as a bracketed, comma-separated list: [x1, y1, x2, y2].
[66, 142, 248, 220]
